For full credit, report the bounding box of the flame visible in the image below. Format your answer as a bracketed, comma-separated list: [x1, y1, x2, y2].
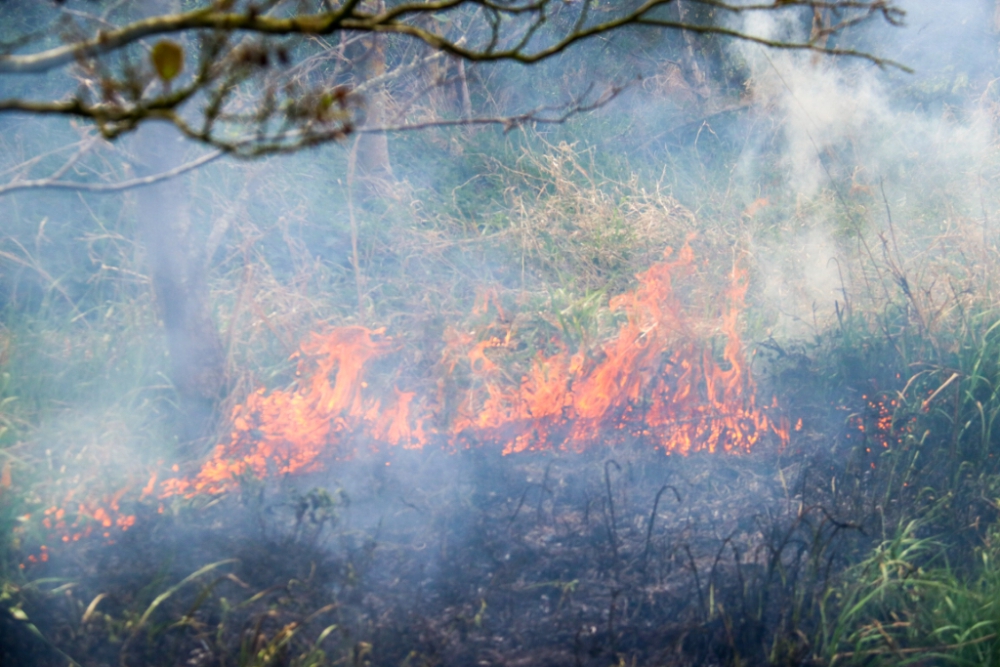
[160, 326, 427, 497]
[160, 245, 789, 497]
[447, 245, 786, 455]
[24, 246, 791, 561]
[29, 487, 136, 560]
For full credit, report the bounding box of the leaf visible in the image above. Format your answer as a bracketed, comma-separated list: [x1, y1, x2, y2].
[151, 40, 184, 83]
[135, 559, 236, 633]
[81, 593, 107, 624]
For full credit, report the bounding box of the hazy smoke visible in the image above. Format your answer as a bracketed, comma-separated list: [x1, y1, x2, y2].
[723, 0, 999, 333]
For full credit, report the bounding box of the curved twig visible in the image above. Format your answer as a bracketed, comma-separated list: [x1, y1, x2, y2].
[642, 483, 682, 571]
[0, 149, 223, 196]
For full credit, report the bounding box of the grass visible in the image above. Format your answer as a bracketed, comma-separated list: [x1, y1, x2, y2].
[2, 102, 1000, 665]
[822, 517, 1000, 665]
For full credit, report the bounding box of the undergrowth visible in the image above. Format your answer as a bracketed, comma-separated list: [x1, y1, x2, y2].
[1, 109, 1000, 666]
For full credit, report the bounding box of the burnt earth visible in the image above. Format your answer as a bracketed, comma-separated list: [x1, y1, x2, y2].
[9, 440, 868, 667]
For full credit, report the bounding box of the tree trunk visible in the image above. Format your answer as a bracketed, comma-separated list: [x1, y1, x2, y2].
[810, 8, 832, 65]
[676, 1, 711, 101]
[353, 2, 393, 197]
[132, 121, 226, 446]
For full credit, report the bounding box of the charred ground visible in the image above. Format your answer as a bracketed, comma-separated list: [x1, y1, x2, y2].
[0, 442, 881, 667]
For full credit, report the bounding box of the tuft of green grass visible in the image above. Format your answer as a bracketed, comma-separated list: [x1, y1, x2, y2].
[824, 519, 1000, 665]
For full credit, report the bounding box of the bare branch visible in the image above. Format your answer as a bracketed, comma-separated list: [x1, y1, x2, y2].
[359, 82, 627, 134]
[0, 139, 90, 180]
[0, 0, 907, 153]
[0, 149, 224, 196]
[360, 4, 909, 71]
[0, 1, 906, 74]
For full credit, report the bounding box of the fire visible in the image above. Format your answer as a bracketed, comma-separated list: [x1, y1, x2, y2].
[160, 326, 425, 497]
[163, 245, 789, 497]
[28, 488, 136, 555]
[447, 244, 787, 455]
[20, 245, 790, 562]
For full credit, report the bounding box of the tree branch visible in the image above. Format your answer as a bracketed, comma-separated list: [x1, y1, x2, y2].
[0, 148, 223, 196]
[0, 0, 907, 153]
[358, 82, 626, 134]
[0, 1, 906, 75]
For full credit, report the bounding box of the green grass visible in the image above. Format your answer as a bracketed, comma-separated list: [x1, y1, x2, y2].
[824, 520, 1000, 665]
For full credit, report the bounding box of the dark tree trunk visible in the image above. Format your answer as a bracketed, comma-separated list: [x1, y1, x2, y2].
[133, 121, 226, 445]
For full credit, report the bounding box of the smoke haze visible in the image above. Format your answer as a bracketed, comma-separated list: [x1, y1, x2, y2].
[3, 1, 1000, 665]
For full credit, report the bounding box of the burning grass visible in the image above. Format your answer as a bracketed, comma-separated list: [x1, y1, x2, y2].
[1, 445, 873, 667]
[12, 248, 1000, 665]
[153, 242, 790, 501]
[4, 136, 1000, 666]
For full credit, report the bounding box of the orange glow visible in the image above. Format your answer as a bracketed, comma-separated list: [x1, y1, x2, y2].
[25, 246, 794, 561]
[158, 245, 789, 497]
[26, 493, 137, 562]
[160, 326, 427, 497]
[849, 394, 911, 452]
[447, 245, 786, 456]
[141, 472, 157, 498]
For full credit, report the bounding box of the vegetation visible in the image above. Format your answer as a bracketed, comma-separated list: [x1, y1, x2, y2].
[2, 1, 1000, 666]
[0, 0, 904, 153]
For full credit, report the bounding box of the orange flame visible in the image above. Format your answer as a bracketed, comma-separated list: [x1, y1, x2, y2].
[160, 245, 789, 497]
[24, 245, 792, 561]
[447, 245, 786, 455]
[160, 326, 425, 497]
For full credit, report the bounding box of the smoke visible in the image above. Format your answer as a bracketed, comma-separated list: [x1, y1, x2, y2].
[5, 3, 1000, 663]
[721, 0, 1000, 334]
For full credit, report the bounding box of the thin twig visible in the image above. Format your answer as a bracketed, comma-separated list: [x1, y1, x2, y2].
[604, 459, 622, 576]
[0, 149, 223, 196]
[642, 484, 682, 571]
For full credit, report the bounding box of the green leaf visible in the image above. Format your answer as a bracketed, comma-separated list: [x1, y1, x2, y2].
[151, 40, 184, 83]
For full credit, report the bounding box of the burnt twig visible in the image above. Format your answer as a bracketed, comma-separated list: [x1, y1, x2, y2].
[642, 483, 682, 574]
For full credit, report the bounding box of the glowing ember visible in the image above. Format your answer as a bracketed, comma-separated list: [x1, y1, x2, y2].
[162, 245, 789, 497]
[22, 488, 137, 567]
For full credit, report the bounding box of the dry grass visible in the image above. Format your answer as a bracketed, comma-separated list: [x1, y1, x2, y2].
[4, 105, 1000, 665]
